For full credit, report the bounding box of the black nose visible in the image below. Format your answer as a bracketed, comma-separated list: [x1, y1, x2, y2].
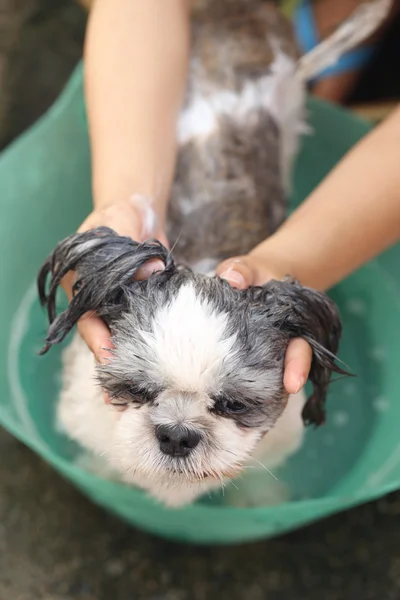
[156, 425, 201, 457]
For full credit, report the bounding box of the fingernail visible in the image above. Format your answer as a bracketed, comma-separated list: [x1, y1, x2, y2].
[295, 377, 306, 394]
[96, 346, 113, 365]
[95, 356, 108, 366]
[220, 268, 245, 289]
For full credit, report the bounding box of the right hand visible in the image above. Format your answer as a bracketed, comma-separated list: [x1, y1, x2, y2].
[216, 253, 312, 397]
[61, 198, 168, 364]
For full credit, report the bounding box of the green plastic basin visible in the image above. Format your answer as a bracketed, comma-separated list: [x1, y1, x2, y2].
[1, 64, 399, 544]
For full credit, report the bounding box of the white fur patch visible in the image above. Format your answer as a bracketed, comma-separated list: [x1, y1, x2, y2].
[178, 94, 218, 144]
[57, 334, 116, 456]
[266, 47, 309, 191]
[141, 283, 237, 391]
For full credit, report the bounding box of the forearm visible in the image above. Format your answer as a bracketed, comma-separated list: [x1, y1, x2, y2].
[252, 106, 400, 290]
[84, 0, 190, 221]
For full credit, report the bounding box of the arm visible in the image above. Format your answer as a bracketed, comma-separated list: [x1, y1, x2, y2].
[64, 0, 190, 361]
[217, 106, 400, 393]
[219, 106, 400, 291]
[85, 0, 190, 218]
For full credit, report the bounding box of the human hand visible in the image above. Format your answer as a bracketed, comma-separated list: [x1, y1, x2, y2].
[216, 252, 312, 396]
[61, 197, 168, 365]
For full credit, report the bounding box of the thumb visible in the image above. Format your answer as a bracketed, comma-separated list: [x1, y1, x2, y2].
[217, 255, 283, 289]
[217, 256, 254, 290]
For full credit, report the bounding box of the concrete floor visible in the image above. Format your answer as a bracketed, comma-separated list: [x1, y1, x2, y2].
[2, 427, 400, 600]
[1, 2, 400, 598]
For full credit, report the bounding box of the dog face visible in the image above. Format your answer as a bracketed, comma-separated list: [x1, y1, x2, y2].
[38, 228, 348, 505]
[96, 277, 289, 504]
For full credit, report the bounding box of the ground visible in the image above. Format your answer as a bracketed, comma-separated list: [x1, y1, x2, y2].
[1, 1, 400, 598]
[2, 428, 400, 600]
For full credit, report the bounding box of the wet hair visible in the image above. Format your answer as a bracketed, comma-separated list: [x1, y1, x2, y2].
[38, 227, 350, 426]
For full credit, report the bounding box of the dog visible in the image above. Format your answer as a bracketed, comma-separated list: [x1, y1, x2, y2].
[38, 0, 388, 507]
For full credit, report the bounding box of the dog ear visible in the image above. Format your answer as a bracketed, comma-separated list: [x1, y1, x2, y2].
[250, 278, 351, 426]
[37, 227, 174, 354]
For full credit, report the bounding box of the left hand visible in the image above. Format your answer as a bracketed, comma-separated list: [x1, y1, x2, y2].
[62, 198, 168, 364]
[216, 253, 312, 396]
[61, 199, 168, 406]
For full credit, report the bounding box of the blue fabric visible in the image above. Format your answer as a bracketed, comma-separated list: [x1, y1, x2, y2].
[294, 0, 375, 81]
[294, 0, 319, 53]
[312, 46, 375, 81]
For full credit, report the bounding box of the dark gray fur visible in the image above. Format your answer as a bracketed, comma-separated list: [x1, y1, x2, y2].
[168, 1, 299, 266]
[38, 227, 349, 427]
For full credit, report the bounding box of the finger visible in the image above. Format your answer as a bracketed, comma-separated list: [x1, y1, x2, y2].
[81, 321, 113, 406]
[217, 257, 253, 289]
[78, 314, 113, 404]
[60, 271, 75, 301]
[77, 313, 113, 364]
[134, 258, 166, 281]
[283, 338, 313, 395]
[217, 255, 282, 289]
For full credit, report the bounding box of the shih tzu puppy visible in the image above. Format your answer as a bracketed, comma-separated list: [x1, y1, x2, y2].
[38, 0, 387, 507]
[39, 229, 346, 506]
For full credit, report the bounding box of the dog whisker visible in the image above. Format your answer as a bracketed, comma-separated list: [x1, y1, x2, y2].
[254, 459, 278, 481]
[99, 443, 125, 457]
[168, 230, 183, 259]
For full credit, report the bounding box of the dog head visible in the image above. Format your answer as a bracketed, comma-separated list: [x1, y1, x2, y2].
[38, 227, 348, 505]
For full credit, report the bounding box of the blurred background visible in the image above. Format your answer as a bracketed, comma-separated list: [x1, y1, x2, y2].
[1, 0, 400, 151]
[1, 1, 400, 599]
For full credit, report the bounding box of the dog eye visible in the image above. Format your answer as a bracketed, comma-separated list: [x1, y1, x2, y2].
[105, 383, 158, 405]
[108, 387, 146, 405]
[129, 395, 144, 405]
[225, 400, 247, 413]
[127, 390, 147, 404]
[214, 397, 248, 415]
[127, 385, 156, 404]
[109, 398, 128, 411]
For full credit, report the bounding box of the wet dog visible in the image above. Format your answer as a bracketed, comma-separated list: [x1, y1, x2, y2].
[38, 0, 388, 506]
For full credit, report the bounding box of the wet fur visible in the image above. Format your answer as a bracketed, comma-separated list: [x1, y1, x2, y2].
[39, 228, 347, 427]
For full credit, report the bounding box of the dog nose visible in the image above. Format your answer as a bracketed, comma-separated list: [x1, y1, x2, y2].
[156, 425, 201, 457]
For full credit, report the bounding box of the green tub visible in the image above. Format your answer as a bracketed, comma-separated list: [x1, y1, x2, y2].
[1, 64, 399, 544]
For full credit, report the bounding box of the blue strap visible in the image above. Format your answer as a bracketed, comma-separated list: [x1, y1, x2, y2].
[294, 0, 375, 81]
[294, 0, 319, 54]
[312, 46, 375, 81]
